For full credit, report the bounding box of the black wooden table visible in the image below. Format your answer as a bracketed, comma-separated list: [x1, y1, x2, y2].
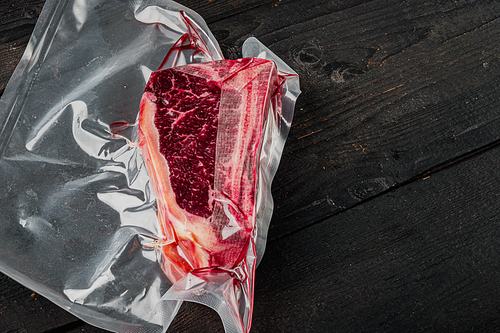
[2, 0, 500, 332]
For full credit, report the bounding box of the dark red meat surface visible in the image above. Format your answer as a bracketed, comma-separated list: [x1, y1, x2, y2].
[146, 71, 221, 218]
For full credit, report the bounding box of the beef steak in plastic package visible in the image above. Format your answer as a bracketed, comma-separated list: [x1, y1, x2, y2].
[0, 0, 300, 332]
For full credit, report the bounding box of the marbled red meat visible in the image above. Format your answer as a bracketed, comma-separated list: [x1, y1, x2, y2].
[138, 58, 280, 283]
[147, 71, 220, 218]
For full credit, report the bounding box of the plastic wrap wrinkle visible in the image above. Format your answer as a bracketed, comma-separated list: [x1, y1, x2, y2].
[0, 1, 300, 333]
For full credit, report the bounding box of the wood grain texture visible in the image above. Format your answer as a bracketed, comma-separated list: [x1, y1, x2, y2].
[178, 0, 277, 23]
[0, 0, 45, 97]
[1, 0, 500, 332]
[0, 276, 78, 333]
[250, 145, 500, 332]
[207, 0, 500, 240]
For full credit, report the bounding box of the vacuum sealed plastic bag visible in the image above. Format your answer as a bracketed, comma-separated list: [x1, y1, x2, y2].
[0, 1, 300, 332]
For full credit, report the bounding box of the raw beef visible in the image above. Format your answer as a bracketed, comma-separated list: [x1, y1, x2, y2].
[138, 58, 280, 283]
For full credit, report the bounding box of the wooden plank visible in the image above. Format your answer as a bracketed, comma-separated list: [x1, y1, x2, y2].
[65, 326, 115, 333]
[249, 145, 500, 332]
[0, 275, 78, 333]
[207, 0, 500, 239]
[0, 0, 45, 97]
[1, 0, 500, 332]
[179, 0, 277, 23]
[67, 139, 500, 333]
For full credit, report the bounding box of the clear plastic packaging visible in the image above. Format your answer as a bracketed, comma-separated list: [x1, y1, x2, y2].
[0, 1, 300, 332]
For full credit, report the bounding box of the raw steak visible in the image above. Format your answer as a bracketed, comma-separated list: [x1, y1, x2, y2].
[138, 58, 280, 283]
